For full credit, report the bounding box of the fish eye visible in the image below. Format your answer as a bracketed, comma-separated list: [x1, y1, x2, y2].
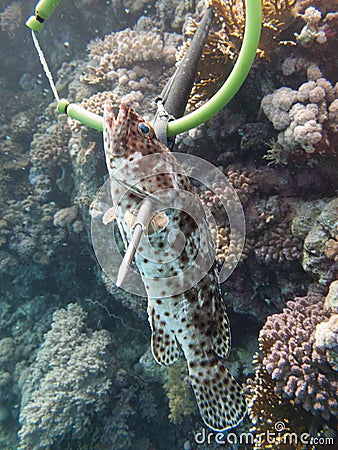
[137, 122, 155, 139]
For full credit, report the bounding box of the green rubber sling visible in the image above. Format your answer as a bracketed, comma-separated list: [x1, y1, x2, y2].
[50, 0, 262, 135]
[167, 0, 262, 136]
[26, 0, 61, 32]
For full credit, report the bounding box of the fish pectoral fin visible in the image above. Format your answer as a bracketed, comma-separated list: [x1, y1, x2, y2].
[148, 211, 169, 234]
[124, 210, 168, 234]
[102, 207, 116, 225]
[188, 355, 247, 431]
[148, 305, 180, 366]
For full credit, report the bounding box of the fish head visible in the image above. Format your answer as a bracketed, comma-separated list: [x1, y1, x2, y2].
[103, 102, 163, 173]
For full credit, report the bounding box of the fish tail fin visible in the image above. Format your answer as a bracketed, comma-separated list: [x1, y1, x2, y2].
[188, 354, 247, 431]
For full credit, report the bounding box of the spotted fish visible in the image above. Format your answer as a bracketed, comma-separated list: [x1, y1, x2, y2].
[102, 102, 247, 430]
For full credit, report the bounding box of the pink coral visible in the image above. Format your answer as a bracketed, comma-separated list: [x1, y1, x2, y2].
[259, 292, 338, 420]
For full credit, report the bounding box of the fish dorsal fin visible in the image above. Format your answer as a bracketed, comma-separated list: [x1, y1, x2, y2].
[148, 300, 180, 366]
[188, 355, 247, 431]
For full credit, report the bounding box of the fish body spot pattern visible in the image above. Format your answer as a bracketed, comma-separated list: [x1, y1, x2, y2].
[103, 103, 247, 431]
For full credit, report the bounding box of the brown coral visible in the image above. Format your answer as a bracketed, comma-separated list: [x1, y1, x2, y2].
[254, 221, 302, 263]
[247, 355, 331, 450]
[163, 358, 196, 424]
[30, 117, 71, 169]
[82, 28, 176, 86]
[0, 1, 23, 35]
[178, 0, 297, 106]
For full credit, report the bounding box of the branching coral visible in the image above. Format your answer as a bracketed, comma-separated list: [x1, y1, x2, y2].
[199, 168, 256, 264]
[247, 354, 335, 450]
[254, 221, 302, 263]
[262, 69, 337, 163]
[30, 116, 71, 170]
[163, 358, 196, 424]
[295, 6, 338, 48]
[81, 28, 177, 86]
[200, 168, 257, 210]
[210, 225, 252, 264]
[259, 292, 338, 420]
[18, 303, 113, 449]
[314, 279, 338, 372]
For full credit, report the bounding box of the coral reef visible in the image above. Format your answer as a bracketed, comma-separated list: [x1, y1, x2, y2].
[0, 0, 337, 447]
[261, 70, 337, 163]
[302, 197, 338, 285]
[259, 291, 337, 420]
[81, 28, 177, 86]
[178, 0, 298, 105]
[0, 2, 23, 36]
[247, 355, 332, 450]
[18, 303, 113, 449]
[163, 359, 196, 424]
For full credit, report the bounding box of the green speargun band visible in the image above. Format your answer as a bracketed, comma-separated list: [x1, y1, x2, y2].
[26, 0, 61, 32]
[27, 0, 262, 137]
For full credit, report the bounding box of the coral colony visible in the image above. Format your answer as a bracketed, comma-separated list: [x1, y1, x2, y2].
[0, 0, 337, 449]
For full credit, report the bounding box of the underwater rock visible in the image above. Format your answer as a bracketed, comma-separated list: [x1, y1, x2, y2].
[0, 405, 9, 422]
[303, 197, 338, 285]
[315, 314, 338, 372]
[291, 199, 327, 238]
[325, 280, 338, 313]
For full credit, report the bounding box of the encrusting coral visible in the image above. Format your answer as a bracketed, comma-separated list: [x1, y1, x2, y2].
[302, 197, 338, 286]
[18, 303, 113, 450]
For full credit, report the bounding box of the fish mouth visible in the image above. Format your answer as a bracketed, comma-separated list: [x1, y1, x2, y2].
[103, 103, 131, 156]
[113, 103, 130, 135]
[106, 103, 130, 129]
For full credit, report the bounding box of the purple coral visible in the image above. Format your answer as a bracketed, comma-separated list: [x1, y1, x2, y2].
[259, 292, 338, 420]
